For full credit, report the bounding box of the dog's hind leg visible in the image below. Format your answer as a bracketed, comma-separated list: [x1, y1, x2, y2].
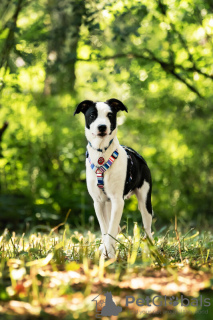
[135, 181, 153, 241]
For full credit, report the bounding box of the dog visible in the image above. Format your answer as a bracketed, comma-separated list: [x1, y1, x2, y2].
[74, 99, 153, 259]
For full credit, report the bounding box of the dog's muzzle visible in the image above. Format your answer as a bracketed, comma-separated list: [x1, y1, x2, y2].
[98, 124, 107, 136]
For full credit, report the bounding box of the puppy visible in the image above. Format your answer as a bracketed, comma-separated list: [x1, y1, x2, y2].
[74, 99, 153, 259]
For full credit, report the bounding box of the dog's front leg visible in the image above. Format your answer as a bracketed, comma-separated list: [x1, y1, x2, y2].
[93, 201, 108, 253]
[103, 197, 124, 259]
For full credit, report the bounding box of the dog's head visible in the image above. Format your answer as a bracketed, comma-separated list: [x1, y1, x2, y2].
[74, 99, 128, 145]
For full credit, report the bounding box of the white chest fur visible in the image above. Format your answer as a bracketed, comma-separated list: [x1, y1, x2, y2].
[86, 141, 128, 201]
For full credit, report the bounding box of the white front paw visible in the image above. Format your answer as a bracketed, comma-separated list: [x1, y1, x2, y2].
[101, 250, 116, 259]
[99, 243, 105, 253]
[101, 241, 116, 259]
[101, 251, 115, 259]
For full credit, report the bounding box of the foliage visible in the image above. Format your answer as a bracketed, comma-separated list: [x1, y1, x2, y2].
[0, 0, 213, 229]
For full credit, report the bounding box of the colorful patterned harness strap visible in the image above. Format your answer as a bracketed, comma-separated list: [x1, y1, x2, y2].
[88, 149, 119, 193]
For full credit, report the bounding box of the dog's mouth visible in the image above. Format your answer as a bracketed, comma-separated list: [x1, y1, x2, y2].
[97, 133, 107, 137]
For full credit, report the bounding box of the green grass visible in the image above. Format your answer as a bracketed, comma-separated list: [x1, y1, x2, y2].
[0, 216, 212, 319]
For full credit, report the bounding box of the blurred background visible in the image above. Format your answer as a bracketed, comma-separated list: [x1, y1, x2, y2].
[0, 0, 212, 232]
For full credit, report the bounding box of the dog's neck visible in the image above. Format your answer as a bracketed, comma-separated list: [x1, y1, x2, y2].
[87, 136, 120, 166]
[88, 138, 114, 152]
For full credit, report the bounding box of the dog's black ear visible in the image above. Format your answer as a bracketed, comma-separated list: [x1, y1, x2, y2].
[73, 100, 95, 116]
[106, 98, 128, 113]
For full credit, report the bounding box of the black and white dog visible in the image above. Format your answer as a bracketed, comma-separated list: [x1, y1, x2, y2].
[74, 99, 153, 259]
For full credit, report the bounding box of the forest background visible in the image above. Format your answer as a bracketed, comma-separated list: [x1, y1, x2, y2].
[0, 0, 213, 232]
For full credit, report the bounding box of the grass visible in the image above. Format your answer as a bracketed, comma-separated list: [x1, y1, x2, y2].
[0, 215, 212, 320]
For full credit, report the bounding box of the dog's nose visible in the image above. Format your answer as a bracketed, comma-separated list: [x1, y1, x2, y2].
[98, 125, 107, 133]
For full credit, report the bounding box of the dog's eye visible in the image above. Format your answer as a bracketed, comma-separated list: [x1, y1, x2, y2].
[90, 114, 95, 120]
[108, 113, 113, 119]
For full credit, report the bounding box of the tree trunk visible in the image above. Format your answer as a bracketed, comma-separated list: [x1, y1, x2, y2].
[44, 0, 85, 95]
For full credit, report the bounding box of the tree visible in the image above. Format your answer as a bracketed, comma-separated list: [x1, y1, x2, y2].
[44, 0, 86, 95]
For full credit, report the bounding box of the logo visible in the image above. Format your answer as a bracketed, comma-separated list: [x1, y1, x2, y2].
[92, 292, 211, 317]
[92, 291, 122, 318]
[169, 296, 179, 306]
[126, 295, 211, 307]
